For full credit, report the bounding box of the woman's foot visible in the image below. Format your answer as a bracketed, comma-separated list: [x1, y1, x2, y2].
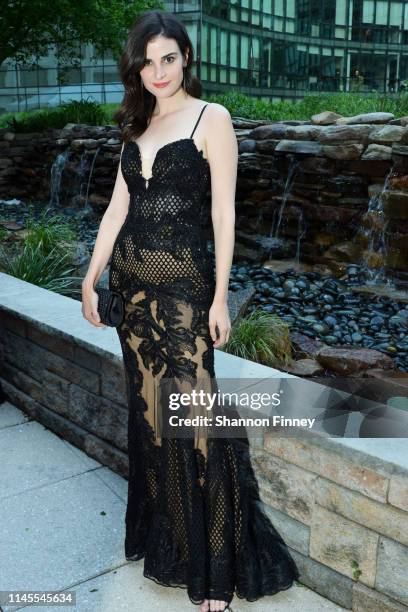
[208, 600, 229, 611]
[198, 598, 229, 611]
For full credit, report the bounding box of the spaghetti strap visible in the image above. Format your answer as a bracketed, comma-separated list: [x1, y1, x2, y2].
[190, 104, 209, 138]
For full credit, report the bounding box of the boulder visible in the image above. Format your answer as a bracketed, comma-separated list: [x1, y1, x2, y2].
[315, 347, 395, 374]
[336, 112, 394, 125]
[311, 111, 343, 125]
[283, 358, 325, 376]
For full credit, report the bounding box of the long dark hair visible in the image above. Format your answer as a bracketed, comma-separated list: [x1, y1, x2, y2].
[114, 10, 203, 143]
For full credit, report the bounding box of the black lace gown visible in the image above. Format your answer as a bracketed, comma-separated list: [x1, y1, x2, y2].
[109, 103, 300, 606]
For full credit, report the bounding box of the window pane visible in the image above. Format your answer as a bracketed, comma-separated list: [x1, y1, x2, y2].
[211, 27, 217, 63]
[375, 1, 388, 25]
[336, 1, 347, 25]
[390, 2, 403, 26]
[287, 0, 295, 18]
[241, 35, 249, 69]
[363, 0, 374, 23]
[230, 33, 238, 67]
[221, 31, 227, 64]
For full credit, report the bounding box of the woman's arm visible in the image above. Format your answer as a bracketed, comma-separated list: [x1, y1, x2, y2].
[82, 143, 130, 291]
[205, 104, 238, 347]
[82, 143, 130, 327]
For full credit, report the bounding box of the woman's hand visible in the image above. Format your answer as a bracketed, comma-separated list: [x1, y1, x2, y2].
[209, 300, 231, 348]
[81, 282, 107, 328]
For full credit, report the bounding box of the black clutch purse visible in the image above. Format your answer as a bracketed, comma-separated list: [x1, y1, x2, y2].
[95, 287, 124, 327]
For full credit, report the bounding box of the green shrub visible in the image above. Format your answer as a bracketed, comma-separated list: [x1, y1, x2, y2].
[220, 309, 293, 368]
[0, 242, 80, 293]
[102, 90, 408, 122]
[0, 205, 82, 294]
[4, 90, 408, 132]
[3, 99, 107, 132]
[207, 90, 408, 121]
[23, 206, 77, 254]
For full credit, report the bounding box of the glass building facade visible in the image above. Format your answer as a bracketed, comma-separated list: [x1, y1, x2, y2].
[187, 0, 408, 100]
[2, 0, 408, 113]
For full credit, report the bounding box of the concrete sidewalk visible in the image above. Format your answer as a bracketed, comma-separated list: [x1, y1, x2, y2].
[0, 401, 347, 612]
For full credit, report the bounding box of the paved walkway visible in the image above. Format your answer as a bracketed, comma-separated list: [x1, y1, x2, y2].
[0, 401, 348, 611]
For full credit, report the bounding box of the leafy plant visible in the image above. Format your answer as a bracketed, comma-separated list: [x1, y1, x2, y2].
[23, 205, 77, 253]
[207, 90, 408, 121]
[350, 559, 362, 580]
[0, 242, 81, 294]
[6, 99, 106, 132]
[220, 309, 292, 368]
[0, 205, 82, 295]
[0, 0, 163, 68]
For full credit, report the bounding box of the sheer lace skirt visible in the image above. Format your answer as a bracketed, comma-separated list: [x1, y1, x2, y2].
[113, 287, 300, 606]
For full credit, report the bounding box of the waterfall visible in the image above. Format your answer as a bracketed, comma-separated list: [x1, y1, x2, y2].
[83, 147, 100, 211]
[358, 166, 394, 287]
[49, 149, 70, 207]
[73, 146, 100, 211]
[295, 208, 307, 263]
[270, 155, 299, 238]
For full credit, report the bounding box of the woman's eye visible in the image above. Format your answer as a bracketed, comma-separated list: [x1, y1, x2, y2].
[143, 57, 175, 66]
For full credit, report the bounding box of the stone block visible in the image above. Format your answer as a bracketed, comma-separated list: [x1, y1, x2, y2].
[362, 144, 392, 160]
[27, 324, 74, 359]
[376, 537, 408, 606]
[322, 143, 364, 160]
[68, 383, 128, 452]
[315, 476, 408, 546]
[275, 139, 324, 155]
[382, 190, 408, 220]
[290, 548, 354, 609]
[353, 582, 408, 612]
[1, 309, 27, 336]
[252, 448, 318, 524]
[100, 359, 127, 404]
[84, 432, 129, 478]
[2, 361, 68, 414]
[264, 435, 389, 502]
[389, 473, 408, 512]
[261, 502, 310, 556]
[371, 125, 408, 142]
[2, 329, 99, 393]
[317, 124, 374, 142]
[310, 503, 378, 587]
[74, 344, 102, 373]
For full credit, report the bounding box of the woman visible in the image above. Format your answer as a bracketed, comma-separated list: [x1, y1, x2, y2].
[82, 10, 300, 612]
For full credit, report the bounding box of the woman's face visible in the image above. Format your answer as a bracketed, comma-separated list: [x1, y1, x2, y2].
[139, 35, 187, 96]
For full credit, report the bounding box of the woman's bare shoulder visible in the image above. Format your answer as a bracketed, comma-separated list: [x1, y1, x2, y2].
[201, 100, 230, 116]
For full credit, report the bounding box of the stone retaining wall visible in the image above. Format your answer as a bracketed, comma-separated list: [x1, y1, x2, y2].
[0, 303, 130, 477]
[252, 431, 408, 610]
[236, 111, 408, 284]
[1, 111, 408, 281]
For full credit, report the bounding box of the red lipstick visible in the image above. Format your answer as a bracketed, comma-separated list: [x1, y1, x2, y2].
[153, 81, 170, 88]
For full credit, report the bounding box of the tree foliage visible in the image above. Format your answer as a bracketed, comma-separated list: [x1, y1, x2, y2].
[1, 0, 162, 67]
